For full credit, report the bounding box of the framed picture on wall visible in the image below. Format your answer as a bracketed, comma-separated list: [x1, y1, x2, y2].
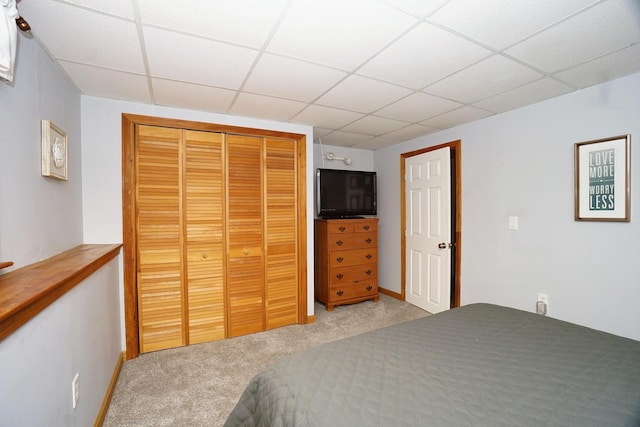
[41, 120, 68, 181]
[574, 134, 630, 221]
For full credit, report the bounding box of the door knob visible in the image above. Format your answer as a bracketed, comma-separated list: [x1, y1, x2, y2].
[438, 242, 446, 249]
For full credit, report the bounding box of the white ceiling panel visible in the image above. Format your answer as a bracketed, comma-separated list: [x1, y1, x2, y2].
[56, 0, 135, 19]
[318, 131, 373, 147]
[143, 27, 258, 89]
[137, 0, 288, 48]
[425, 55, 543, 103]
[376, 92, 462, 122]
[267, 0, 418, 70]
[358, 22, 492, 89]
[374, 124, 440, 144]
[316, 75, 412, 113]
[421, 106, 493, 129]
[19, 1, 144, 73]
[152, 79, 236, 114]
[292, 105, 364, 129]
[505, 0, 640, 73]
[474, 78, 574, 113]
[229, 93, 308, 122]
[60, 61, 151, 103]
[430, 0, 600, 50]
[554, 43, 640, 89]
[341, 115, 410, 136]
[379, 0, 450, 18]
[16, 0, 640, 150]
[243, 54, 347, 102]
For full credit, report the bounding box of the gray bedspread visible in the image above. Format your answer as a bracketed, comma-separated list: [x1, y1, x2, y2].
[225, 303, 640, 426]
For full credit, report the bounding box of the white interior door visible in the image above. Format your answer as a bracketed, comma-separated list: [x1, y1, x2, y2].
[405, 147, 451, 314]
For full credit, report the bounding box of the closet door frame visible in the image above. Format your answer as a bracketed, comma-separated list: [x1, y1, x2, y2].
[122, 113, 308, 360]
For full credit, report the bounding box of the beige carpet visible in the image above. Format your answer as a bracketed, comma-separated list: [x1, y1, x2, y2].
[103, 294, 429, 426]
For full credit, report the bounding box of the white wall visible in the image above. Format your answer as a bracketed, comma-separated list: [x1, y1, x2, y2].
[80, 97, 316, 343]
[0, 35, 83, 267]
[375, 73, 640, 341]
[0, 36, 122, 426]
[0, 259, 121, 427]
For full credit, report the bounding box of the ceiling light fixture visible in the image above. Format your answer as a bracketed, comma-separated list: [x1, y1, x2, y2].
[324, 152, 352, 165]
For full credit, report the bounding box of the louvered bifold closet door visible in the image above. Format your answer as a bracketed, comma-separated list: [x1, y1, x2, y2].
[184, 130, 225, 344]
[226, 135, 265, 338]
[265, 138, 299, 329]
[136, 125, 185, 353]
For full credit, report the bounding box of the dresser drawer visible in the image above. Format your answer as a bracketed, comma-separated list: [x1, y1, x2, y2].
[330, 282, 378, 302]
[326, 222, 354, 234]
[354, 221, 377, 233]
[327, 232, 377, 251]
[329, 248, 377, 268]
[329, 263, 377, 286]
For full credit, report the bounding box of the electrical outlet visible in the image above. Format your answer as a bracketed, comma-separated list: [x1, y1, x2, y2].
[72, 373, 79, 409]
[536, 293, 548, 315]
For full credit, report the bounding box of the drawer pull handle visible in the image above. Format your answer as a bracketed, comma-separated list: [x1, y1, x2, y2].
[365, 238, 372, 244]
[336, 273, 344, 280]
[336, 290, 344, 296]
[338, 226, 346, 232]
[365, 269, 372, 275]
[336, 257, 344, 263]
[366, 285, 373, 291]
[365, 254, 372, 259]
[363, 225, 370, 230]
[336, 240, 343, 246]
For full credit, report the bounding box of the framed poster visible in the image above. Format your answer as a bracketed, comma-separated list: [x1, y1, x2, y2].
[574, 134, 630, 221]
[41, 120, 68, 181]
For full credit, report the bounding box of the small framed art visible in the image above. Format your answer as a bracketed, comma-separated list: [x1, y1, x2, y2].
[574, 134, 630, 222]
[41, 120, 68, 181]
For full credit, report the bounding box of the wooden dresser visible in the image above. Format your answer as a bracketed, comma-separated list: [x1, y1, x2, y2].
[314, 218, 379, 311]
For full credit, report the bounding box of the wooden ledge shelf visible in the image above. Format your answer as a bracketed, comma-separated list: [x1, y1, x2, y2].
[0, 244, 121, 341]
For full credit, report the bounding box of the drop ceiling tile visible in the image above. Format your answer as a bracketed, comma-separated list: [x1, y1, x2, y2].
[430, 0, 598, 50]
[292, 105, 364, 129]
[359, 22, 492, 89]
[378, 0, 450, 18]
[554, 43, 640, 88]
[144, 27, 258, 89]
[19, 1, 144, 73]
[382, 123, 440, 141]
[314, 128, 334, 140]
[473, 78, 574, 113]
[152, 79, 236, 113]
[318, 131, 374, 147]
[59, 61, 151, 103]
[341, 115, 410, 136]
[267, 0, 418, 70]
[421, 106, 493, 129]
[138, 0, 288, 48]
[56, 0, 135, 19]
[243, 54, 347, 102]
[229, 93, 308, 122]
[317, 75, 412, 113]
[376, 92, 462, 122]
[505, 0, 640, 73]
[425, 55, 543, 103]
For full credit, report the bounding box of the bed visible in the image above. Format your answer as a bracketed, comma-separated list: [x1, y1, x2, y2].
[224, 303, 640, 426]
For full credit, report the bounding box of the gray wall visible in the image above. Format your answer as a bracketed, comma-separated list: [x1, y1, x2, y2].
[0, 35, 122, 426]
[375, 73, 640, 341]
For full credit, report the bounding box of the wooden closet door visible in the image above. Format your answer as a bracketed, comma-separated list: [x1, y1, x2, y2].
[226, 135, 265, 337]
[184, 130, 225, 344]
[264, 138, 299, 329]
[136, 125, 185, 353]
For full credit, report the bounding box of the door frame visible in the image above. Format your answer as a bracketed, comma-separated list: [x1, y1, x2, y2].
[400, 140, 461, 308]
[122, 113, 308, 360]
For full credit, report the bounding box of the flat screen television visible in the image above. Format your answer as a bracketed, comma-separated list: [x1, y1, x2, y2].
[316, 168, 377, 218]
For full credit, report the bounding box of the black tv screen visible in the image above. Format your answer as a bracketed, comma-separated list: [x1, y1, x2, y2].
[316, 168, 377, 218]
